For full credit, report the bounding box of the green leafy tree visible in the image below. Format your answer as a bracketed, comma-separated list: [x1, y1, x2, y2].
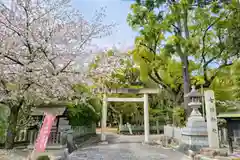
[149, 92, 173, 124]
[211, 60, 240, 113]
[127, 0, 192, 114]
[127, 0, 240, 116]
[67, 84, 101, 126]
[232, 61, 240, 100]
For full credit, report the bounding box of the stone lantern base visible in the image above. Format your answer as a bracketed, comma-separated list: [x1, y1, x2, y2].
[178, 109, 209, 152]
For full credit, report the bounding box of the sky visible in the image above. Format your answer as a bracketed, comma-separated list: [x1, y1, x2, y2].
[71, 0, 137, 51]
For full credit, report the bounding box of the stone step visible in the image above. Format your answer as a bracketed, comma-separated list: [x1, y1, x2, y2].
[199, 148, 228, 157]
[194, 154, 213, 160]
[194, 154, 240, 160]
[214, 156, 239, 160]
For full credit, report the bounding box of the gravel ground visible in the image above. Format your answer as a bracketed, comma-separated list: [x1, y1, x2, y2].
[0, 133, 189, 160]
[0, 149, 27, 160]
[69, 133, 189, 160]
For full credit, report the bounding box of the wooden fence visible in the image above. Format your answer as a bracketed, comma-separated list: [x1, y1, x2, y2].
[28, 130, 64, 145]
[0, 129, 29, 144]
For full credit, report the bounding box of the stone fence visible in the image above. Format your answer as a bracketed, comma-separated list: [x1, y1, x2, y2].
[164, 125, 228, 144]
[163, 125, 182, 140]
[72, 123, 96, 138]
[119, 124, 163, 134]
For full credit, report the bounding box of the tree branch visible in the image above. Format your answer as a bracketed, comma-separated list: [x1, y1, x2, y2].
[183, 9, 190, 39]
[39, 47, 56, 69]
[57, 60, 73, 75]
[203, 61, 234, 88]
[3, 55, 24, 66]
[140, 54, 182, 100]
[148, 73, 166, 88]
[0, 79, 10, 94]
[0, 19, 22, 37]
[201, 16, 222, 61]
[203, 48, 225, 81]
[139, 42, 156, 54]
[172, 24, 181, 34]
[109, 104, 120, 114]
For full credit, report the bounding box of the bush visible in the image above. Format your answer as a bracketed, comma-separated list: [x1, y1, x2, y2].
[0, 105, 8, 143]
[172, 107, 186, 127]
[68, 102, 100, 126]
[67, 84, 101, 126]
[36, 155, 50, 160]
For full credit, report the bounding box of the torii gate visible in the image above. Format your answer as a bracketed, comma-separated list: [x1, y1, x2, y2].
[93, 88, 160, 143]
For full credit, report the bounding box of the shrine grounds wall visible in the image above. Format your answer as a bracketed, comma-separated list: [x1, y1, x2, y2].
[164, 125, 228, 144]
[0, 123, 97, 146]
[119, 124, 164, 134]
[72, 123, 96, 138]
[164, 125, 182, 140]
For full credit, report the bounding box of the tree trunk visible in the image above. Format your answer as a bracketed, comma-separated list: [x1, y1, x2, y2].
[5, 106, 20, 149]
[182, 56, 191, 117]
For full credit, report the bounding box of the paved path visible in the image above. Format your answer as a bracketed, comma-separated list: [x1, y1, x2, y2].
[69, 133, 189, 160]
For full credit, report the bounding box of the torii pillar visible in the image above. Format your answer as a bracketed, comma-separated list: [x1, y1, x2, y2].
[143, 93, 150, 143]
[101, 94, 108, 141]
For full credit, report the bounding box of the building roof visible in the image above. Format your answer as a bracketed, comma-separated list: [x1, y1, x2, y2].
[31, 103, 67, 116]
[217, 111, 240, 118]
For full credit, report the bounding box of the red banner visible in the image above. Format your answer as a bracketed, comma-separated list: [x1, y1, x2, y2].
[34, 113, 56, 152]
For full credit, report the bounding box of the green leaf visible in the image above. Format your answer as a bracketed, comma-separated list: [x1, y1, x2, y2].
[6, 83, 18, 91]
[139, 61, 148, 82]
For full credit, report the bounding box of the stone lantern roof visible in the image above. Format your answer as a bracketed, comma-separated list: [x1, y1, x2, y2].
[184, 86, 202, 98]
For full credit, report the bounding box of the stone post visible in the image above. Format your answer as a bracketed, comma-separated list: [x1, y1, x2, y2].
[181, 86, 208, 150]
[29, 130, 34, 145]
[66, 129, 76, 154]
[101, 93, 108, 141]
[156, 121, 159, 134]
[127, 122, 133, 135]
[143, 93, 150, 143]
[119, 114, 123, 129]
[204, 90, 219, 148]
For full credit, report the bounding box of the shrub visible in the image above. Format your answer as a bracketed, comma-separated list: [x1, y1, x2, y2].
[172, 107, 186, 127]
[36, 155, 50, 160]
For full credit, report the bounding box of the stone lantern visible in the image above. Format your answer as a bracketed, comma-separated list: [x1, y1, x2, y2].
[181, 86, 209, 151]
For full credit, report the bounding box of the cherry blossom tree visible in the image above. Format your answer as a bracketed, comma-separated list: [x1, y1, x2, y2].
[88, 50, 135, 87]
[0, 0, 113, 148]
